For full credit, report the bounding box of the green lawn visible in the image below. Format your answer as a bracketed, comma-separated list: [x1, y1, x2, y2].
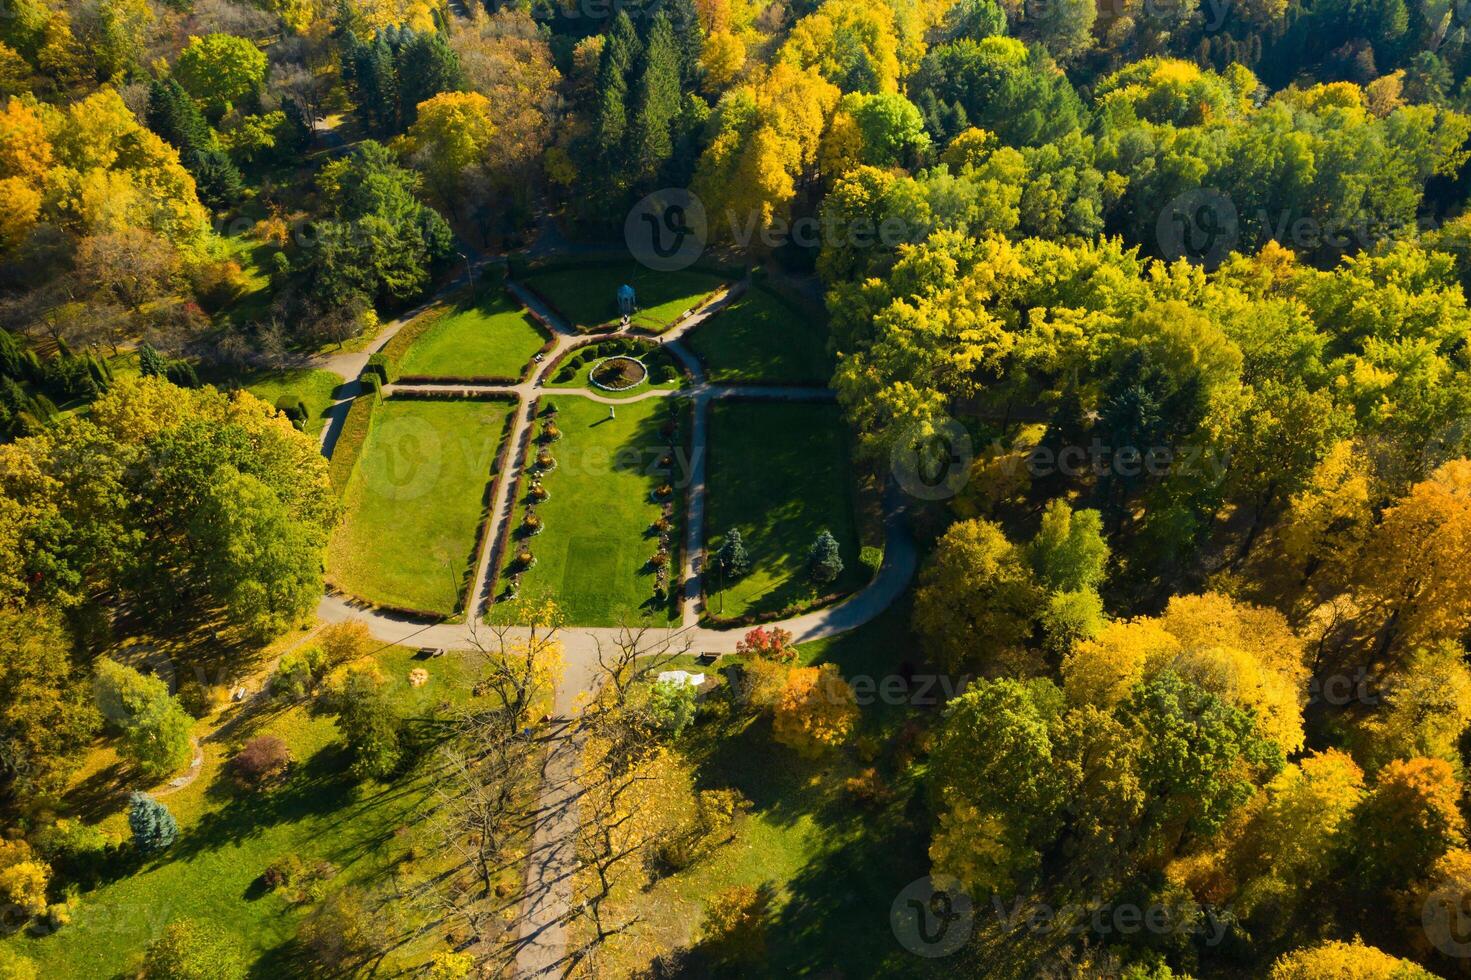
[395, 293, 548, 380]
[589, 604, 939, 977]
[686, 287, 832, 384]
[329, 398, 513, 615]
[245, 368, 345, 436]
[705, 401, 865, 620]
[493, 396, 682, 626]
[522, 261, 727, 332]
[3, 644, 494, 978]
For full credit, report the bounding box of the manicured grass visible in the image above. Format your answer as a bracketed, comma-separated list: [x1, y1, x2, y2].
[584, 606, 937, 977]
[705, 401, 865, 620]
[245, 368, 344, 436]
[686, 287, 832, 384]
[3, 644, 497, 978]
[395, 292, 548, 380]
[523, 261, 727, 332]
[329, 398, 513, 615]
[493, 396, 682, 626]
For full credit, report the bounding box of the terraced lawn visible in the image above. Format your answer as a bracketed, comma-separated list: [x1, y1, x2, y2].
[245, 368, 344, 436]
[494, 396, 683, 626]
[522, 261, 727, 332]
[394, 292, 548, 380]
[686, 287, 831, 384]
[328, 398, 513, 615]
[705, 401, 865, 620]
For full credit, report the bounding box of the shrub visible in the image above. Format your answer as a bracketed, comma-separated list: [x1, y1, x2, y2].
[0, 839, 50, 918]
[273, 395, 308, 427]
[318, 622, 374, 666]
[363, 353, 389, 385]
[0, 946, 38, 980]
[646, 680, 697, 736]
[141, 918, 247, 980]
[541, 400, 558, 416]
[231, 735, 291, 790]
[736, 626, 797, 663]
[128, 793, 178, 854]
[175, 678, 225, 719]
[860, 545, 884, 574]
[425, 951, 474, 980]
[272, 646, 325, 699]
[772, 665, 857, 756]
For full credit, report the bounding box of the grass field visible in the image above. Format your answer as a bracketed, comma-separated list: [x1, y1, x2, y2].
[329, 398, 513, 615]
[705, 401, 865, 620]
[493, 397, 682, 626]
[686, 287, 831, 384]
[395, 292, 548, 380]
[582, 604, 939, 977]
[3, 644, 498, 978]
[245, 368, 344, 436]
[523, 262, 727, 332]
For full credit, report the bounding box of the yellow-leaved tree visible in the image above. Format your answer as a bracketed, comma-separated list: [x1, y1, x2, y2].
[404, 90, 496, 217]
[772, 663, 858, 756]
[1268, 938, 1437, 979]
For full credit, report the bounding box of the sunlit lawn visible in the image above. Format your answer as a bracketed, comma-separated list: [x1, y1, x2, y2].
[3, 645, 492, 978]
[523, 262, 726, 332]
[329, 398, 513, 615]
[245, 368, 344, 436]
[686, 287, 831, 384]
[492, 396, 682, 626]
[396, 292, 548, 380]
[705, 401, 865, 620]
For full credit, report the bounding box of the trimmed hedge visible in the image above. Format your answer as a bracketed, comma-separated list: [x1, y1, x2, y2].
[327, 393, 378, 495]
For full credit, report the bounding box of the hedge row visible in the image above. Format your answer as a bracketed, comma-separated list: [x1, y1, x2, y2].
[456, 401, 521, 617]
[483, 397, 538, 606]
[700, 587, 859, 630]
[327, 391, 379, 495]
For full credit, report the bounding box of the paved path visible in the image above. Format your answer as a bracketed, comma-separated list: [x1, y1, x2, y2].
[312, 268, 917, 978]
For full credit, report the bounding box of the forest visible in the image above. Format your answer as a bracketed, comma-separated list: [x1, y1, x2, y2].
[2, 0, 1471, 975]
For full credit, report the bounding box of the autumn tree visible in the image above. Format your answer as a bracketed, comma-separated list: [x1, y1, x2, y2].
[173, 34, 268, 115]
[913, 517, 1039, 673]
[94, 658, 193, 781]
[772, 664, 857, 755]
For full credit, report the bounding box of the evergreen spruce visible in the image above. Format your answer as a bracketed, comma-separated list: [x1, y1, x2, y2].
[631, 12, 682, 186]
[715, 529, 750, 580]
[809, 530, 844, 584]
[129, 793, 179, 854]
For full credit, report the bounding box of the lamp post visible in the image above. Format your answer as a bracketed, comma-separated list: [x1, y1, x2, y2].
[461, 252, 475, 292]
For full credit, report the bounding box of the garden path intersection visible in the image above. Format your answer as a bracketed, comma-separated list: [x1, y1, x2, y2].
[311, 261, 917, 977]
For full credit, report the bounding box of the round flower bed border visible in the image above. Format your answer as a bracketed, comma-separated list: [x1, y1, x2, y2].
[589, 355, 649, 392]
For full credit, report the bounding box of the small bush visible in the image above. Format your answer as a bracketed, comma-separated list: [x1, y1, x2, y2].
[272, 646, 325, 699]
[230, 735, 291, 790]
[175, 679, 225, 719]
[273, 395, 308, 426]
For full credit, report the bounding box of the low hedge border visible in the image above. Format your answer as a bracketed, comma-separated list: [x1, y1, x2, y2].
[396, 374, 520, 386]
[483, 396, 539, 609]
[327, 390, 379, 495]
[670, 397, 695, 618]
[387, 389, 518, 402]
[457, 400, 522, 617]
[700, 587, 860, 630]
[321, 585, 447, 625]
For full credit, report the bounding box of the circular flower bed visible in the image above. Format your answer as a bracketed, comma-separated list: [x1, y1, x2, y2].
[529, 483, 549, 503]
[523, 514, 544, 535]
[589, 355, 648, 392]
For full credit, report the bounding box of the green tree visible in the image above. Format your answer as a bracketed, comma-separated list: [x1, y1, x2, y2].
[397, 30, 465, 125]
[1027, 500, 1109, 593]
[190, 467, 324, 641]
[0, 605, 100, 802]
[808, 529, 844, 584]
[128, 792, 178, 853]
[913, 518, 1040, 672]
[331, 669, 403, 780]
[630, 12, 682, 186]
[94, 658, 193, 780]
[141, 918, 247, 980]
[715, 528, 750, 579]
[173, 33, 267, 114]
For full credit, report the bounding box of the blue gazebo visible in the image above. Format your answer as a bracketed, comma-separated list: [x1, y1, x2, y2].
[617, 284, 636, 317]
